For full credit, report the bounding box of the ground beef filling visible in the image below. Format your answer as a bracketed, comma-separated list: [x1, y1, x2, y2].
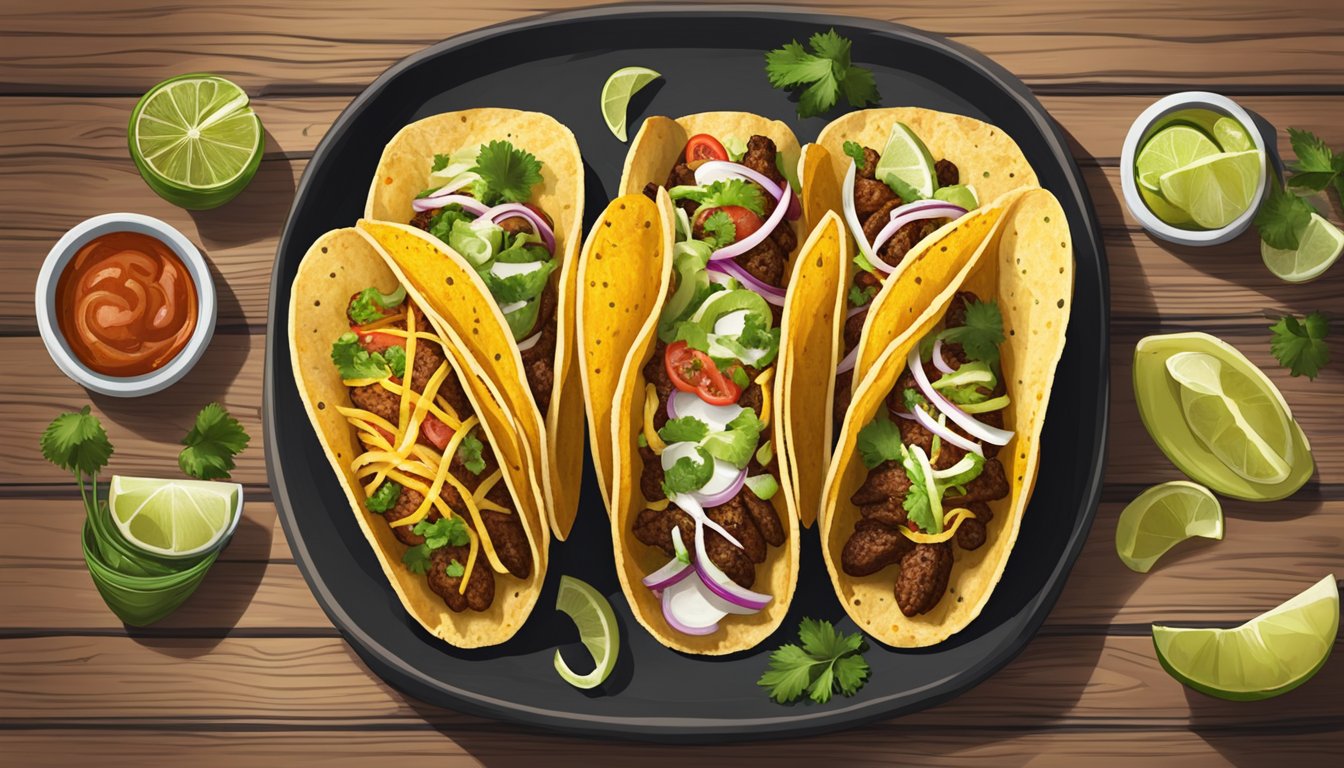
[838, 292, 1007, 617]
[631, 342, 783, 591]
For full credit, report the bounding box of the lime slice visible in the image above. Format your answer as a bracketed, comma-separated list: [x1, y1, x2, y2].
[109, 475, 242, 557]
[1212, 116, 1254, 152]
[1136, 124, 1220, 192]
[1158, 149, 1263, 230]
[1115, 481, 1223, 573]
[600, 66, 661, 142]
[1138, 183, 1194, 227]
[875, 121, 938, 199]
[1153, 574, 1338, 701]
[129, 74, 264, 210]
[1166, 351, 1293, 484]
[553, 575, 619, 689]
[1261, 213, 1344, 283]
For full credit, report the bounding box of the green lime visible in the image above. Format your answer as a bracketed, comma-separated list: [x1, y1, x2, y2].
[875, 121, 938, 199]
[1133, 333, 1312, 501]
[1166, 351, 1294, 484]
[1116, 481, 1223, 573]
[1136, 124, 1220, 192]
[1138, 183, 1194, 227]
[553, 575, 619, 689]
[600, 66, 661, 142]
[1261, 213, 1344, 283]
[109, 475, 241, 558]
[1212, 116, 1254, 152]
[128, 73, 264, 210]
[1158, 150, 1263, 230]
[1153, 574, 1338, 701]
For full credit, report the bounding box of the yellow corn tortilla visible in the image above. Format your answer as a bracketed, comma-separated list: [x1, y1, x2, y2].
[363, 108, 585, 541]
[288, 228, 547, 648]
[576, 191, 675, 510]
[819, 187, 1072, 647]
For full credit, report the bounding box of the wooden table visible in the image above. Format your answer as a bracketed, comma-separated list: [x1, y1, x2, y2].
[3, 1, 1341, 764]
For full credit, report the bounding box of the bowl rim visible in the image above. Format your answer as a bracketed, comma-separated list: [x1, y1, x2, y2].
[1119, 91, 1268, 246]
[34, 212, 217, 397]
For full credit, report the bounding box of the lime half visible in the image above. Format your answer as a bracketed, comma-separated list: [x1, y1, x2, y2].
[109, 475, 242, 557]
[600, 66, 661, 142]
[875, 121, 938, 199]
[1138, 183, 1194, 227]
[1158, 149, 1263, 230]
[1116, 481, 1223, 573]
[1212, 116, 1254, 152]
[1166, 351, 1293, 484]
[129, 74, 264, 210]
[1136, 124, 1219, 192]
[1153, 575, 1338, 701]
[553, 575, 619, 689]
[1261, 213, 1344, 283]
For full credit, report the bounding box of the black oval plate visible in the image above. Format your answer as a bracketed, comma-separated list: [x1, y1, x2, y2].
[265, 4, 1108, 743]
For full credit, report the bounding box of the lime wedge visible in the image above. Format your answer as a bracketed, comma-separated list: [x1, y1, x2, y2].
[129, 74, 264, 210]
[1158, 150, 1263, 230]
[1153, 575, 1338, 701]
[600, 66, 661, 142]
[109, 475, 242, 557]
[1261, 213, 1344, 283]
[1138, 183, 1194, 227]
[875, 121, 938, 199]
[553, 575, 619, 689]
[1212, 116, 1254, 152]
[1136, 124, 1220, 192]
[1115, 481, 1223, 573]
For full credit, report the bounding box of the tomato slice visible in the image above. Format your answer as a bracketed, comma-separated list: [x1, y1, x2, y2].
[694, 205, 762, 244]
[685, 134, 729, 164]
[354, 328, 402, 353]
[420, 413, 455, 452]
[663, 341, 741, 406]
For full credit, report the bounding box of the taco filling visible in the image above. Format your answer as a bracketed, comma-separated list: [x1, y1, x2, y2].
[840, 291, 1013, 616]
[406, 141, 558, 412]
[629, 133, 799, 635]
[331, 284, 532, 613]
[834, 122, 981, 421]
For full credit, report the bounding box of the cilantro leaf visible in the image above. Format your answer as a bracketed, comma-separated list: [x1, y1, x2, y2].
[939, 300, 1004, 366]
[764, 29, 880, 119]
[1288, 128, 1336, 175]
[40, 406, 113, 479]
[903, 461, 936, 533]
[758, 618, 870, 705]
[366, 481, 401, 513]
[1255, 183, 1317, 250]
[848, 283, 876, 307]
[347, 285, 406, 325]
[658, 416, 710, 445]
[445, 559, 466, 578]
[414, 516, 471, 550]
[662, 446, 715, 496]
[331, 332, 396, 380]
[456, 428, 486, 475]
[855, 413, 903, 469]
[842, 140, 866, 168]
[674, 179, 768, 218]
[1270, 312, 1331, 379]
[758, 644, 816, 704]
[402, 544, 432, 574]
[738, 313, 781, 362]
[431, 153, 453, 173]
[383, 345, 407, 380]
[700, 210, 738, 248]
[471, 140, 543, 206]
[832, 652, 871, 698]
[179, 403, 250, 481]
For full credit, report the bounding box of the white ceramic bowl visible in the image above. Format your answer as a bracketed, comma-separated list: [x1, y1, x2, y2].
[1119, 91, 1269, 247]
[35, 213, 217, 397]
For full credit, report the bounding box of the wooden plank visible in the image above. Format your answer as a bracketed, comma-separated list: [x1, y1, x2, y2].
[0, 634, 1340, 729]
[1, 1, 1343, 93]
[0, 727, 1337, 767]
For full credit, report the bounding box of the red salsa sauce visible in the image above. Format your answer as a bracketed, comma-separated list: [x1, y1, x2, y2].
[55, 231, 198, 376]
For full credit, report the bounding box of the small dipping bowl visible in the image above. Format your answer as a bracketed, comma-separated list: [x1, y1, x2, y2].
[35, 213, 217, 397]
[1120, 91, 1269, 247]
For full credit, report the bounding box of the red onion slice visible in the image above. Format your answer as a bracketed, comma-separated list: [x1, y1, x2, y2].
[847, 303, 870, 320]
[707, 260, 786, 307]
[912, 403, 983, 457]
[642, 555, 693, 591]
[694, 465, 747, 508]
[835, 344, 858, 375]
[702, 182, 792, 263]
[868, 201, 967, 274]
[411, 193, 490, 215]
[660, 576, 724, 635]
[482, 203, 556, 254]
[693, 160, 801, 221]
[691, 519, 771, 612]
[932, 337, 956, 374]
[908, 347, 1014, 446]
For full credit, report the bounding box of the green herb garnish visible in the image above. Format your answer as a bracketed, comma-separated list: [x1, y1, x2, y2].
[855, 412, 903, 470]
[758, 618, 870, 704]
[179, 403, 250, 481]
[456, 429, 486, 475]
[40, 406, 113, 514]
[764, 30, 879, 119]
[662, 446, 715, 496]
[470, 140, 543, 206]
[1270, 312, 1330, 379]
[938, 299, 1004, 366]
[366, 480, 401, 513]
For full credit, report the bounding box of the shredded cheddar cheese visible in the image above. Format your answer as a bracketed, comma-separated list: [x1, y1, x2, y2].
[755, 368, 773, 427]
[643, 383, 666, 454]
[900, 507, 978, 544]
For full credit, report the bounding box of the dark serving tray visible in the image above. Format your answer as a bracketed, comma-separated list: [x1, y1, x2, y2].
[265, 4, 1108, 743]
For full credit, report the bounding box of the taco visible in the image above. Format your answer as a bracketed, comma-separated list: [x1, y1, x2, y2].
[587, 115, 843, 653]
[802, 110, 1038, 526]
[289, 228, 547, 648]
[819, 187, 1072, 648]
[363, 108, 585, 540]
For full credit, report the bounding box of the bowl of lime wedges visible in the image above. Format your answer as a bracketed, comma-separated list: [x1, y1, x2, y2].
[1121, 91, 1269, 246]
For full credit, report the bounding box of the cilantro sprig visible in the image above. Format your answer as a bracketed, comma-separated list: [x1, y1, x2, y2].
[331, 332, 405, 380]
[179, 403, 251, 481]
[938, 299, 1005, 367]
[765, 30, 880, 119]
[401, 516, 472, 575]
[470, 140, 543, 206]
[40, 406, 114, 513]
[855, 412, 903, 470]
[672, 179, 768, 218]
[758, 618, 870, 704]
[456, 428, 486, 475]
[1285, 128, 1344, 197]
[700, 210, 738, 249]
[1270, 312, 1331, 379]
[1255, 128, 1342, 250]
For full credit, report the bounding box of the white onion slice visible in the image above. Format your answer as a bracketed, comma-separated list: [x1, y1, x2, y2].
[668, 492, 742, 550]
[841, 161, 876, 265]
[703, 183, 792, 262]
[667, 392, 744, 432]
[661, 575, 725, 635]
[867, 201, 967, 274]
[932, 337, 956, 374]
[411, 193, 490, 215]
[909, 348, 1014, 446]
[693, 160, 800, 221]
[932, 454, 980, 480]
[912, 405, 983, 457]
[516, 332, 542, 352]
[691, 519, 771, 612]
[835, 345, 858, 375]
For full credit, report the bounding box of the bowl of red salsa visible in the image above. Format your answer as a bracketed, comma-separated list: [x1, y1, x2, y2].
[36, 213, 216, 396]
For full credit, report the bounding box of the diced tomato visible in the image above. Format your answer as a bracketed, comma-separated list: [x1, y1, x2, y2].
[522, 202, 553, 229]
[371, 424, 395, 446]
[694, 205, 762, 244]
[664, 340, 741, 406]
[353, 328, 402, 353]
[685, 134, 729, 164]
[420, 414, 455, 452]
